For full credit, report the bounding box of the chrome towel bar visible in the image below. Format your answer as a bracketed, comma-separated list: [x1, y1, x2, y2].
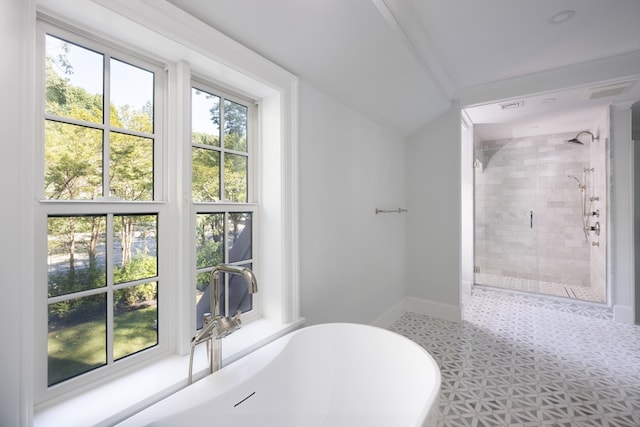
[375, 208, 408, 214]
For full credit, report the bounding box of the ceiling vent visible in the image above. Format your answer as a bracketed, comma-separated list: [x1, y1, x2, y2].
[499, 100, 525, 110]
[585, 81, 636, 100]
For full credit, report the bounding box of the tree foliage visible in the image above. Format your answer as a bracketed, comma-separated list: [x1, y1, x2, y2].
[191, 98, 249, 202]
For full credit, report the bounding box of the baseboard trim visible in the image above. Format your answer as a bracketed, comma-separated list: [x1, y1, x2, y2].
[370, 299, 407, 328]
[371, 296, 462, 328]
[613, 304, 634, 323]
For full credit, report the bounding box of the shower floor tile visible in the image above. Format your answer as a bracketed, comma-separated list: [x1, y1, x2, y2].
[389, 288, 640, 427]
[475, 272, 605, 303]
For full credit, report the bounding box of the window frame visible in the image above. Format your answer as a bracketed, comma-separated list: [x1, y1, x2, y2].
[190, 79, 260, 325]
[35, 20, 169, 402]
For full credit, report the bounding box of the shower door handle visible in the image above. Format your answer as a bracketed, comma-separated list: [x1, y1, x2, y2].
[530, 210, 533, 229]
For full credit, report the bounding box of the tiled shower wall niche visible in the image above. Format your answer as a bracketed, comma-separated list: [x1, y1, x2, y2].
[474, 133, 591, 287]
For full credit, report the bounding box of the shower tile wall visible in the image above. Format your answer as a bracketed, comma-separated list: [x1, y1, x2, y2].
[475, 133, 591, 288]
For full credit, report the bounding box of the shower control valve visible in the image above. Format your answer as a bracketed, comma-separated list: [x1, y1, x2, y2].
[589, 196, 600, 202]
[585, 222, 601, 236]
[590, 209, 600, 218]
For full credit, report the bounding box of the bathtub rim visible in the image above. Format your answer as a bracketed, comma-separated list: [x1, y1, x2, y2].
[117, 322, 441, 427]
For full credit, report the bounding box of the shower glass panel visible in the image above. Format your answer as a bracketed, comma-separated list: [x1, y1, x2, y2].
[474, 131, 606, 303]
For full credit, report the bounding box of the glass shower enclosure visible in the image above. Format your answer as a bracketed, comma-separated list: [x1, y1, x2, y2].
[473, 130, 607, 303]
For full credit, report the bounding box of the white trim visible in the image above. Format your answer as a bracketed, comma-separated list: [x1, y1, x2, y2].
[613, 304, 634, 324]
[1, 1, 36, 426]
[282, 79, 300, 323]
[370, 299, 408, 328]
[461, 279, 473, 302]
[371, 296, 462, 328]
[610, 105, 636, 321]
[457, 52, 640, 108]
[404, 296, 462, 323]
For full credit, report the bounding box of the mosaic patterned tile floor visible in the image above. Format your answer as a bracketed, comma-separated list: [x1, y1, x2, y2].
[389, 287, 640, 427]
[475, 272, 605, 303]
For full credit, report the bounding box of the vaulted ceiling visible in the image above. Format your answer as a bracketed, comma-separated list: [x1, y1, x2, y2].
[167, 0, 640, 138]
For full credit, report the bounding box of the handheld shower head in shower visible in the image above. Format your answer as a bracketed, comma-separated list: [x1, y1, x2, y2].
[568, 175, 585, 190]
[566, 131, 599, 145]
[568, 175, 581, 185]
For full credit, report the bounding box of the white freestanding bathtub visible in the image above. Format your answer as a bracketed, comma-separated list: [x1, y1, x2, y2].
[118, 323, 440, 427]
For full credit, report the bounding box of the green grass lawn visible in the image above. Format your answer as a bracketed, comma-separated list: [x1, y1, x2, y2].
[48, 305, 157, 386]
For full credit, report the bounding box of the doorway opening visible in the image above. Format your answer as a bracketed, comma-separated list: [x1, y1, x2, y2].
[463, 88, 613, 304]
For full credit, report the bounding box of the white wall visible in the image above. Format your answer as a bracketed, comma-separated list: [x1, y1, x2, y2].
[405, 106, 462, 310]
[298, 82, 407, 325]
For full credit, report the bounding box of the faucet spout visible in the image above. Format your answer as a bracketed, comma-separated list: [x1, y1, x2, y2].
[189, 264, 258, 384]
[210, 264, 258, 317]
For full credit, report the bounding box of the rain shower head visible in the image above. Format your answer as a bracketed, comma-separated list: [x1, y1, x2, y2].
[566, 130, 599, 145]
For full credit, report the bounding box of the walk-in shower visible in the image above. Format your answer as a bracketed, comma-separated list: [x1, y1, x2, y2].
[473, 130, 607, 303]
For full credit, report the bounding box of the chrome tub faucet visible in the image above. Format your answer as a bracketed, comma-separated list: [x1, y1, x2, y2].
[188, 264, 258, 384]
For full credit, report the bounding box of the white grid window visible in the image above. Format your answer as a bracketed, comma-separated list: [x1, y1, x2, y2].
[38, 22, 164, 390]
[191, 83, 258, 327]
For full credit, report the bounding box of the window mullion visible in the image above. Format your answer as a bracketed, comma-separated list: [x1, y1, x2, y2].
[248, 102, 256, 204]
[103, 54, 111, 199]
[219, 99, 226, 202]
[106, 214, 115, 365]
[44, 114, 107, 131]
[223, 211, 229, 316]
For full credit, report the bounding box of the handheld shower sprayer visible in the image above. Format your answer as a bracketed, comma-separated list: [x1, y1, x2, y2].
[567, 171, 599, 243]
[567, 175, 584, 189]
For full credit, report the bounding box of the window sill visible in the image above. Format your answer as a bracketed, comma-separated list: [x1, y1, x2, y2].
[34, 317, 305, 427]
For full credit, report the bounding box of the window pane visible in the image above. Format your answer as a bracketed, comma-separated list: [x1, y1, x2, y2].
[45, 34, 103, 123]
[195, 271, 211, 329]
[110, 58, 153, 134]
[192, 88, 220, 147]
[192, 147, 220, 202]
[48, 216, 106, 297]
[195, 266, 252, 325]
[113, 215, 158, 284]
[196, 213, 224, 269]
[228, 213, 252, 262]
[110, 132, 153, 201]
[224, 153, 247, 202]
[223, 99, 247, 152]
[48, 293, 107, 386]
[195, 272, 211, 300]
[45, 120, 103, 200]
[195, 212, 253, 325]
[114, 282, 158, 360]
[221, 263, 253, 317]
